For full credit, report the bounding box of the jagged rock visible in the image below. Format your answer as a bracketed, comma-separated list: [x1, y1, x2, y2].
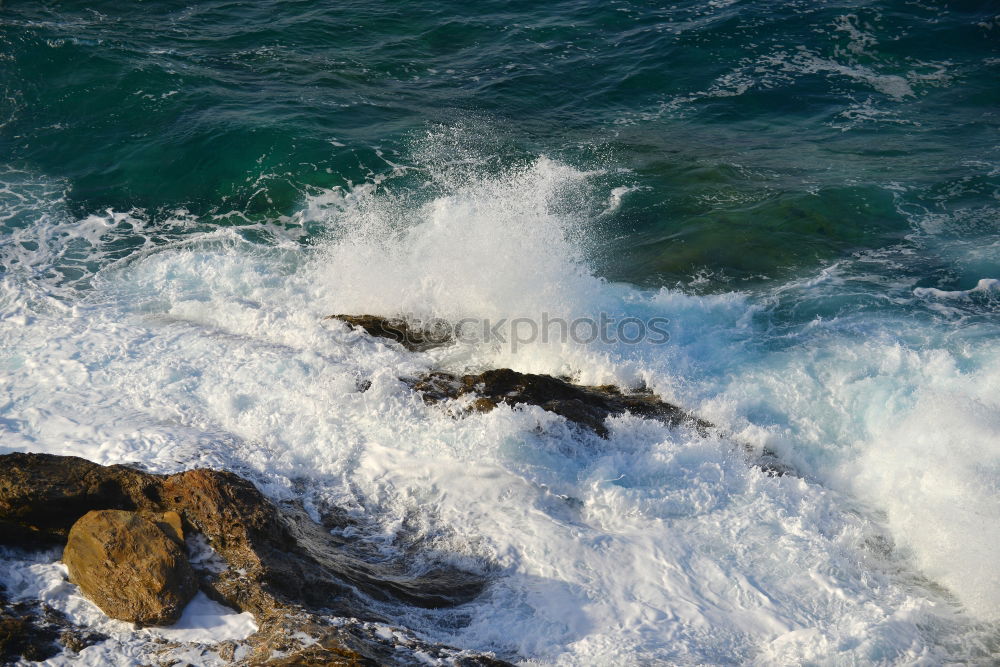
[264, 643, 376, 666]
[326, 314, 453, 351]
[63, 510, 198, 626]
[322, 315, 711, 436]
[327, 315, 785, 475]
[0, 453, 508, 665]
[413, 367, 785, 475]
[327, 314, 784, 475]
[0, 455, 483, 616]
[412, 368, 713, 438]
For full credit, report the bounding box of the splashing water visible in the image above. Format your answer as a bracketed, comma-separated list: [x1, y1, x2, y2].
[1, 130, 998, 663]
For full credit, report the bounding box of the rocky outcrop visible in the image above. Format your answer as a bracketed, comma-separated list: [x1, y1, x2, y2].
[327, 314, 453, 352]
[0, 454, 163, 549]
[326, 315, 712, 437]
[414, 369, 787, 474]
[0, 453, 509, 665]
[63, 510, 198, 626]
[332, 315, 794, 474]
[0, 455, 484, 614]
[412, 368, 713, 438]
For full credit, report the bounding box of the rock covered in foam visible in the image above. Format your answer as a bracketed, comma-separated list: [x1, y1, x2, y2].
[412, 368, 713, 438]
[63, 510, 197, 626]
[326, 314, 454, 351]
[325, 314, 713, 437]
[330, 314, 798, 475]
[0, 594, 60, 663]
[0, 579, 108, 661]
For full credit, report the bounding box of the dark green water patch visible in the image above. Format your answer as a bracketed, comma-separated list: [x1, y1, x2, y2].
[606, 185, 909, 288]
[1, 0, 998, 295]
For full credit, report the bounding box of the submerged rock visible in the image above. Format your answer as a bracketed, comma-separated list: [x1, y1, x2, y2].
[0, 596, 60, 663]
[63, 510, 198, 626]
[0, 585, 105, 663]
[326, 314, 453, 352]
[331, 314, 792, 475]
[412, 368, 713, 438]
[326, 314, 712, 437]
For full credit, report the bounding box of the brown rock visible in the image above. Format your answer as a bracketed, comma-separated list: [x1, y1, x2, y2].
[63, 510, 197, 626]
[149, 510, 184, 546]
[0, 453, 505, 664]
[0, 455, 161, 548]
[0, 455, 484, 619]
[327, 314, 453, 351]
[412, 368, 713, 437]
[264, 644, 374, 666]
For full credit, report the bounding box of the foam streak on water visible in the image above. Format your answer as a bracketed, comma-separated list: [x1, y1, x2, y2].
[1, 141, 998, 664]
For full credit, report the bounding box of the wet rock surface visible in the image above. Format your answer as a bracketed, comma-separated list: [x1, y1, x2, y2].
[0, 455, 484, 616]
[336, 314, 791, 475]
[63, 510, 198, 626]
[0, 312, 783, 663]
[0, 453, 510, 665]
[263, 642, 376, 666]
[0, 454, 164, 549]
[0, 594, 61, 663]
[412, 368, 713, 438]
[0, 584, 106, 663]
[326, 315, 712, 436]
[327, 314, 454, 352]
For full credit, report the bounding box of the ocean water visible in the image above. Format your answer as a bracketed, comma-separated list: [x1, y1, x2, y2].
[1, 1, 999, 664]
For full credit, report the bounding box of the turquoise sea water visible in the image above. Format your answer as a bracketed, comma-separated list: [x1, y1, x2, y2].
[2, 1, 999, 664]
[4, 1, 997, 291]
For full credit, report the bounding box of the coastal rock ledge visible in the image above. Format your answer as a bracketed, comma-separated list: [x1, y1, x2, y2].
[0, 452, 511, 666]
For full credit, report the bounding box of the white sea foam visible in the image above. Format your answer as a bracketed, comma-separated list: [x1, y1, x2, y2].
[1, 144, 998, 663]
[914, 277, 1000, 299]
